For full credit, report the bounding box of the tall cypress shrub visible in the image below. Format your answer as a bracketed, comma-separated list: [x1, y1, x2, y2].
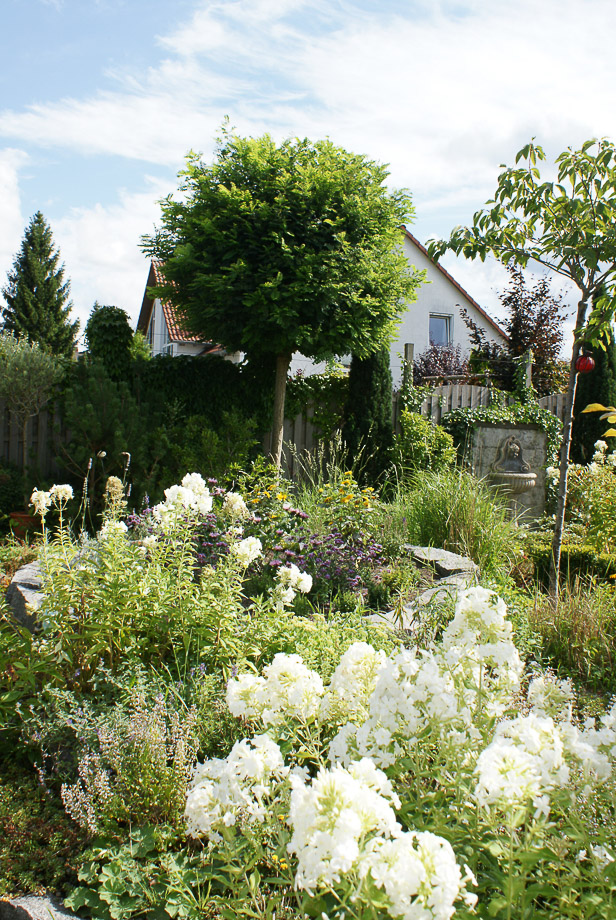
[571, 334, 616, 462]
[341, 348, 393, 485]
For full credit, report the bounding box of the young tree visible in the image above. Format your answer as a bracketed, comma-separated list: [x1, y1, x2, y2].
[1, 212, 79, 357]
[341, 348, 394, 486]
[0, 333, 64, 499]
[142, 129, 424, 467]
[462, 267, 567, 396]
[429, 138, 616, 596]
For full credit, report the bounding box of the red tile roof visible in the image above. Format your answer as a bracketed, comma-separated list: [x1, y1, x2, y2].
[136, 262, 205, 345]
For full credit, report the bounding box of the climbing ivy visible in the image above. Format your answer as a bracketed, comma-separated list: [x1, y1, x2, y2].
[441, 401, 562, 465]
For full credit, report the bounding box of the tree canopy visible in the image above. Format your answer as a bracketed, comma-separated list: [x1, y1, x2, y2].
[428, 137, 616, 595]
[142, 128, 424, 465]
[1, 211, 79, 358]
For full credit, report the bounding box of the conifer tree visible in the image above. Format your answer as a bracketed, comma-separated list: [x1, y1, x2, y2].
[341, 348, 393, 486]
[1, 211, 79, 358]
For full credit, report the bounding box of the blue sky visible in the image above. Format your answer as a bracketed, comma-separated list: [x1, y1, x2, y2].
[1, 0, 613, 341]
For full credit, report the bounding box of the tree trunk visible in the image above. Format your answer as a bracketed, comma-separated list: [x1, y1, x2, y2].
[549, 296, 589, 598]
[20, 415, 29, 507]
[269, 352, 292, 469]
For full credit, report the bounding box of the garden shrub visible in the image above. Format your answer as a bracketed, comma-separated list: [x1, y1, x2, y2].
[555, 442, 616, 553]
[526, 536, 616, 588]
[392, 409, 456, 478]
[84, 303, 133, 382]
[341, 349, 393, 486]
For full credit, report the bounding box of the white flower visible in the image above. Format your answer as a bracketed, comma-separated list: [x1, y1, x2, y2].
[320, 642, 387, 724]
[227, 653, 324, 727]
[278, 564, 312, 593]
[230, 536, 262, 567]
[594, 440, 608, 452]
[287, 760, 400, 893]
[359, 831, 468, 920]
[185, 734, 288, 839]
[98, 520, 128, 542]
[223, 491, 249, 520]
[528, 672, 574, 720]
[49, 484, 74, 503]
[30, 488, 52, 517]
[141, 534, 158, 550]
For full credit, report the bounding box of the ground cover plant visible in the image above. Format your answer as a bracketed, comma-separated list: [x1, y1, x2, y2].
[1, 461, 616, 919]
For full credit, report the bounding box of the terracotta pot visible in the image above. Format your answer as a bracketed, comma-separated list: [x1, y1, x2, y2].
[9, 511, 39, 541]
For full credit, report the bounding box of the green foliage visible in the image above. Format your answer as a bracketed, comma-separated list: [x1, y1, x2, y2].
[441, 399, 562, 465]
[341, 349, 394, 486]
[571, 335, 616, 463]
[0, 757, 86, 898]
[529, 579, 616, 691]
[1, 211, 79, 357]
[85, 303, 134, 382]
[286, 366, 348, 442]
[143, 128, 422, 363]
[404, 468, 521, 573]
[160, 410, 259, 485]
[57, 360, 147, 520]
[129, 330, 152, 361]
[393, 409, 456, 478]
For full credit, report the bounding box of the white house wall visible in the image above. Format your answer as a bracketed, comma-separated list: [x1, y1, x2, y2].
[290, 236, 505, 386]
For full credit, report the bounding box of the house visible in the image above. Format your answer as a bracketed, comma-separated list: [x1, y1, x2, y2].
[290, 229, 507, 384]
[137, 230, 506, 380]
[136, 262, 239, 361]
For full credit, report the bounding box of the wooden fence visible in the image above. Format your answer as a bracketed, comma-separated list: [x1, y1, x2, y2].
[1, 385, 569, 483]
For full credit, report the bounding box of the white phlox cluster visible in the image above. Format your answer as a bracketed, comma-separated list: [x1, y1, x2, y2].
[229, 535, 263, 567]
[319, 642, 388, 724]
[527, 672, 575, 720]
[440, 587, 523, 693]
[223, 491, 250, 520]
[226, 653, 324, 727]
[152, 473, 213, 529]
[475, 704, 616, 816]
[270, 563, 313, 609]
[287, 759, 400, 891]
[359, 832, 477, 920]
[185, 734, 288, 840]
[97, 519, 129, 542]
[328, 647, 474, 768]
[30, 484, 74, 516]
[287, 760, 474, 918]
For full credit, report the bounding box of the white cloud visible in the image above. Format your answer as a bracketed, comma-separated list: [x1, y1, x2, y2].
[53, 176, 172, 336]
[0, 148, 27, 286]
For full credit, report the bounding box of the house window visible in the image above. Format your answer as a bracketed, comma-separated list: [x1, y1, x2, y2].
[429, 314, 452, 347]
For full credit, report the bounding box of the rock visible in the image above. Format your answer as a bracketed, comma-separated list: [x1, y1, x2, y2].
[4, 562, 43, 632]
[0, 895, 77, 920]
[403, 545, 478, 578]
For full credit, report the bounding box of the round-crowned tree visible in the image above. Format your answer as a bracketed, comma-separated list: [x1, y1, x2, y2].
[142, 127, 424, 467]
[85, 303, 133, 381]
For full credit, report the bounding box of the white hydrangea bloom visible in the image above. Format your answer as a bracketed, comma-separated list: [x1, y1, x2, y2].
[30, 488, 52, 517]
[359, 831, 472, 920]
[185, 734, 288, 839]
[98, 520, 129, 542]
[230, 535, 263, 567]
[227, 653, 324, 727]
[223, 491, 249, 520]
[287, 760, 400, 892]
[320, 642, 387, 724]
